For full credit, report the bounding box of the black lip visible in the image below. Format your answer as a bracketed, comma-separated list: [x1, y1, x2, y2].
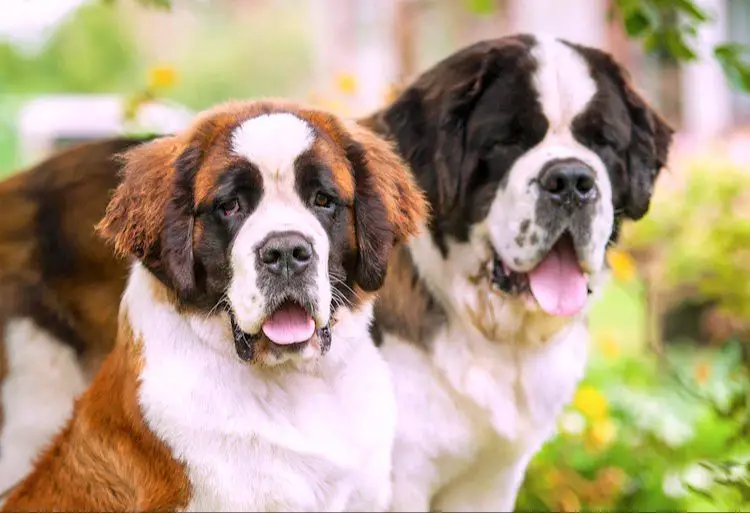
[491, 255, 529, 296]
[229, 311, 261, 362]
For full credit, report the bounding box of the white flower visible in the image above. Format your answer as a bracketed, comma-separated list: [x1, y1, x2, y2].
[683, 463, 714, 491]
[659, 415, 693, 448]
[663, 471, 687, 498]
[559, 411, 586, 435]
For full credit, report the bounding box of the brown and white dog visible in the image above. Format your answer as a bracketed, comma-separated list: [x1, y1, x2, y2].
[0, 35, 671, 511]
[0, 138, 141, 493]
[1, 100, 426, 511]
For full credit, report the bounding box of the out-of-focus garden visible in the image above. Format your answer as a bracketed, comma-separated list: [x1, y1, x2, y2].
[1, 0, 749, 511]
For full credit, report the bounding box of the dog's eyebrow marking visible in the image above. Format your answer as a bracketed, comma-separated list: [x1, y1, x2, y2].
[231, 113, 314, 181]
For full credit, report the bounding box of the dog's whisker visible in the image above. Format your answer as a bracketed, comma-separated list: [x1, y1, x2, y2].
[329, 275, 362, 302]
[205, 294, 229, 320]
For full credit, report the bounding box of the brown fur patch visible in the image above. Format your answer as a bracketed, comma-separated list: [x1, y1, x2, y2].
[343, 119, 428, 245]
[0, 138, 146, 398]
[310, 138, 355, 201]
[2, 316, 191, 512]
[372, 246, 446, 349]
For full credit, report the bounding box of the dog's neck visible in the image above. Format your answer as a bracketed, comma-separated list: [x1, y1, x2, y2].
[404, 228, 583, 348]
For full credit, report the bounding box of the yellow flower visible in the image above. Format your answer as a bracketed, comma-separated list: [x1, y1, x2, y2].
[335, 73, 357, 95]
[596, 332, 621, 360]
[694, 361, 711, 384]
[556, 487, 581, 512]
[596, 466, 627, 494]
[588, 418, 617, 449]
[606, 248, 637, 283]
[573, 385, 608, 420]
[148, 65, 178, 90]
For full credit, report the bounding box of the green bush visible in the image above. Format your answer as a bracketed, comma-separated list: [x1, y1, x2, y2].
[622, 157, 750, 320]
[517, 332, 750, 512]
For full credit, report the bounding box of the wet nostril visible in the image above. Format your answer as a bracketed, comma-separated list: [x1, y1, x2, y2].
[576, 175, 595, 195]
[292, 246, 312, 263]
[547, 176, 566, 194]
[262, 249, 281, 265]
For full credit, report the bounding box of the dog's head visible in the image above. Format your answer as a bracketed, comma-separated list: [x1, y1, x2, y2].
[375, 34, 672, 341]
[97, 100, 425, 365]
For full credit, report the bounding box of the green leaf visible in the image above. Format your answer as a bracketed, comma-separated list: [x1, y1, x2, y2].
[664, 27, 698, 60]
[673, 0, 710, 22]
[465, 0, 495, 16]
[714, 43, 746, 60]
[623, 9, 653, 37]
[685, 482, 716, 502]
[714, 43, 750, 92]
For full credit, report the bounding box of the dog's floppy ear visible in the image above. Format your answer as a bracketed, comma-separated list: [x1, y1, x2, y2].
[342, 121, 428, 292]
[589, 48, 674, 220]
[375, 41, 512, 222]
[621, 76, 673, 220]
[96, 136, 201, 299]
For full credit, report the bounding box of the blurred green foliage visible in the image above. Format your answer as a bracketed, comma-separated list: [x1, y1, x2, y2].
[623, 158, 750, 321]
[0, 3, 139, 94]
[463, 0, 750, 93]
[0, 0, 313, 176]
[518, 334, 750, 511]
[614, 0, 750, 92]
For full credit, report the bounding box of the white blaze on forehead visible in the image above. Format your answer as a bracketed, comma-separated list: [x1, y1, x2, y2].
[226, 111, 332, 338]
[231, 112, 314, 179]
[533, 36, 597, 133]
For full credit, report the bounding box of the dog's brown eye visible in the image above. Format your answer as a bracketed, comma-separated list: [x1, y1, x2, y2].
[220, 198, 241, 217]
[314, 192, 333, 209]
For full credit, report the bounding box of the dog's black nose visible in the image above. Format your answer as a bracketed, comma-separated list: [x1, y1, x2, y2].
[539, 160, 597, 206]
[259, 232, 313, 277]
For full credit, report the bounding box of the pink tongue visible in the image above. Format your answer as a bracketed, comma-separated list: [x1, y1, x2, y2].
[528, 238, 588, 317]
[262, 303, 315, 345]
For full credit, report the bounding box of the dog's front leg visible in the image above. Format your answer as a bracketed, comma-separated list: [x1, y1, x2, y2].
[429, 452, 534, 512]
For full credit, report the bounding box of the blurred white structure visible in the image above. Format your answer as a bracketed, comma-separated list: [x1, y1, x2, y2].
[308, 0, 399, 115]
[680, 0, 733, 137]
[506, 0, 607, 48]
[17, 95, 192, 165]
[0, 0, 87, 50]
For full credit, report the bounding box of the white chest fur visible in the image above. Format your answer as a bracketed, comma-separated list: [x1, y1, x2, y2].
[125, 266, 396, 512]
[382, 318, 588, 511]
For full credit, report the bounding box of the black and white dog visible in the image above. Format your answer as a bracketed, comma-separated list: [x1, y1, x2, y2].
[366, 34, 673, 511]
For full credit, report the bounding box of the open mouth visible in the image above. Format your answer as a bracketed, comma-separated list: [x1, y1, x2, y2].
[491, 231, 591, 318]
[229, 300, 332, 362]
